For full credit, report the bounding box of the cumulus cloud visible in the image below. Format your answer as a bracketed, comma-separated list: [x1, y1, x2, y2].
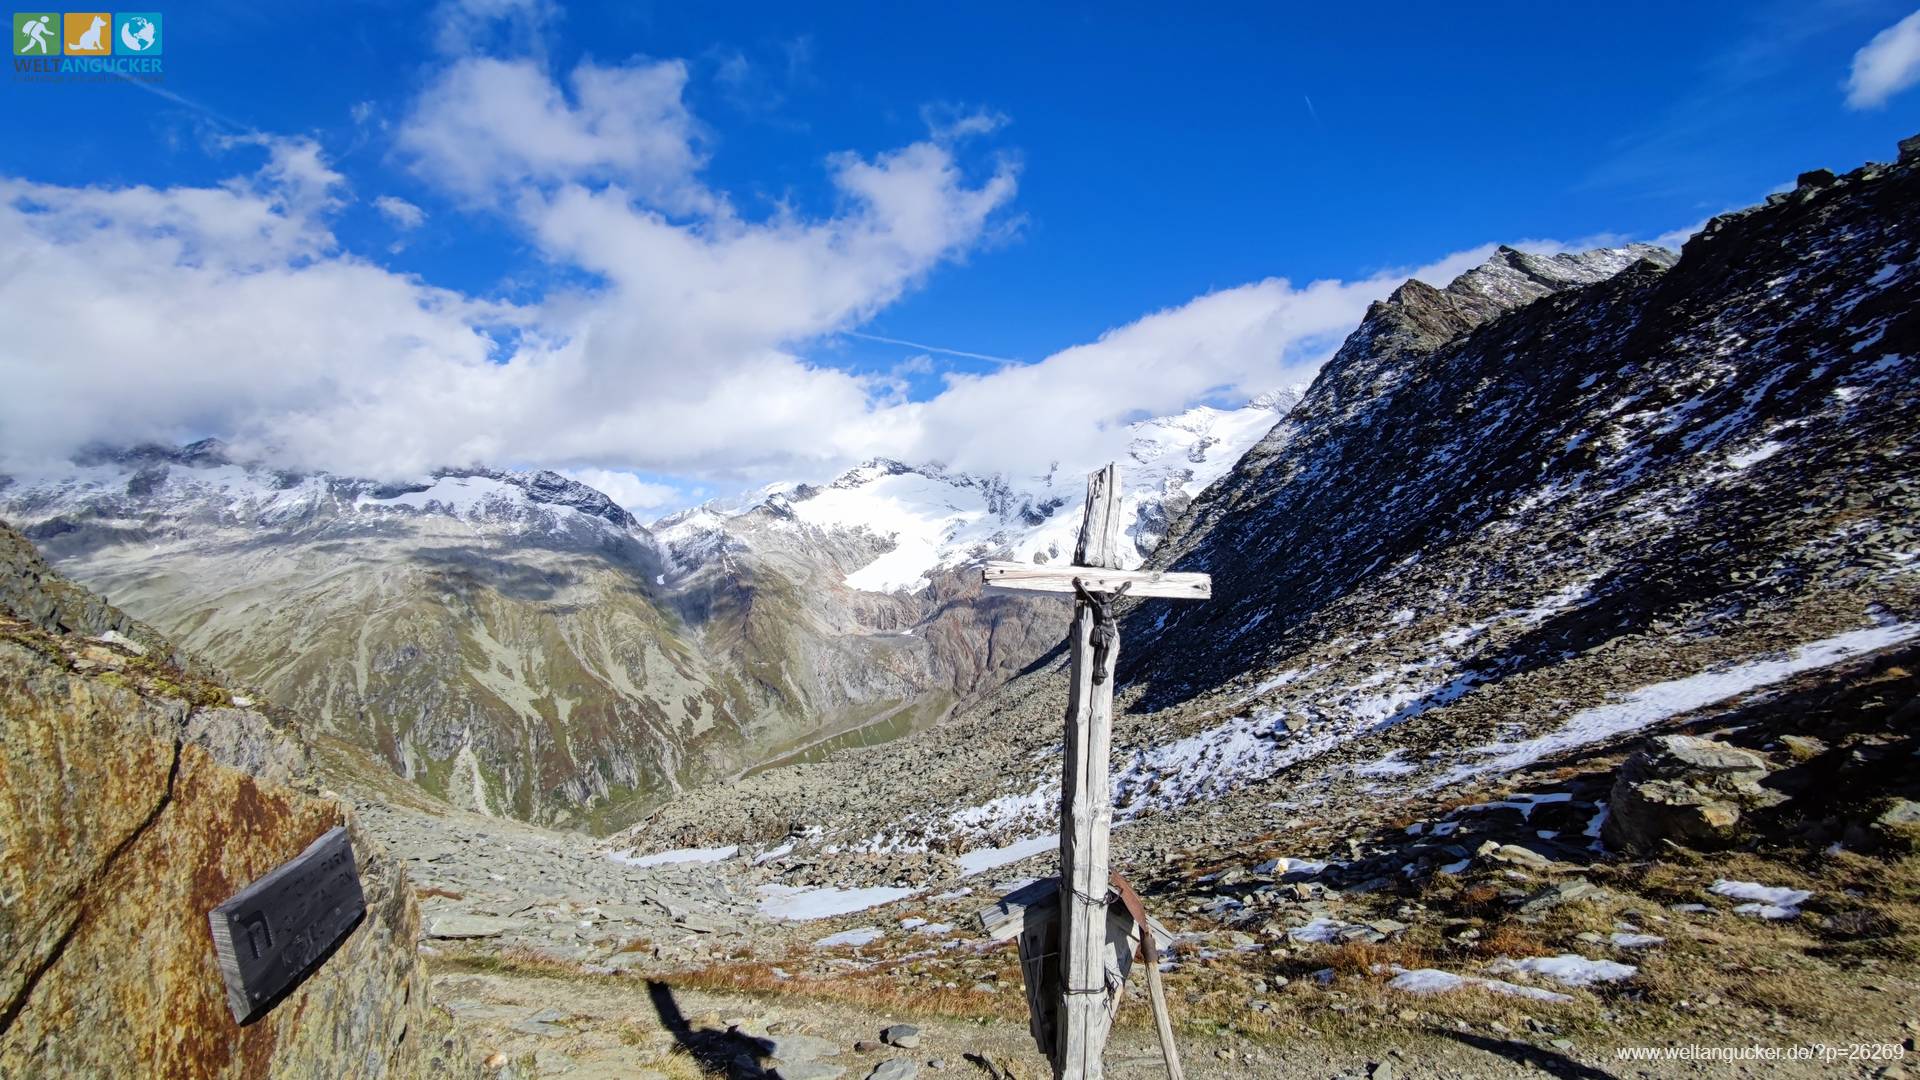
[0, 62, 1017, 486]
[0, 139, 520, 478]
[558, 468, 679, 512]
[880, 240, 1561, 482]
[0, 35, 1623, 511]
[399, 56, 717, 214]
[374, 195, 426, 229]
[1845, 9, 1920, 108]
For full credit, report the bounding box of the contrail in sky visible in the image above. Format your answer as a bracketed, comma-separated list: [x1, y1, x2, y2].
[1303, 94, 1320, 124]
[843, 331, 1021, 366]
[114, 76, 251, 132]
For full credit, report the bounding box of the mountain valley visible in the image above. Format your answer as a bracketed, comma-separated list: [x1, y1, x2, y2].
[3, 134, 1918, 1079]
[0, 391, 1295, 831]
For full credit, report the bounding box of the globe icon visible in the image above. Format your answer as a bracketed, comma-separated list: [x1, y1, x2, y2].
[120, 17, 156, 52]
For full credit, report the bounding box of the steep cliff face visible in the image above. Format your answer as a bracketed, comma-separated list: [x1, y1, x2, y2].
[0, 524, 477, 1079]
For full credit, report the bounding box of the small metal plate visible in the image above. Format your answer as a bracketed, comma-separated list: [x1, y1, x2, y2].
[206, 825, 365, 1023]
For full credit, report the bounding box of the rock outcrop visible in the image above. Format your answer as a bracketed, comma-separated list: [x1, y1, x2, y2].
[1602, 735, 1783, 853]
[0, 524, 477, 1078]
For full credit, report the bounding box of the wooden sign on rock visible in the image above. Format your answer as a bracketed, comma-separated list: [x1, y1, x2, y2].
[207, 825, 365, 1024]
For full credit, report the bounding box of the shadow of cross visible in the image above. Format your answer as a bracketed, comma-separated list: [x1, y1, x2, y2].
[981, 463, 1210, 1080]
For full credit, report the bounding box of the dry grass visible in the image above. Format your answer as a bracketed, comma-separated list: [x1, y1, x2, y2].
[435, 944, 602, 981]
[606, 1029, 720, 1080]
[1468, 922, 1555, 961]
[666, 960, 1030, 1024]
[1453, 883, 1507, 917]
[415, 886, 465, 901]
[1323, 939, 1432, 976]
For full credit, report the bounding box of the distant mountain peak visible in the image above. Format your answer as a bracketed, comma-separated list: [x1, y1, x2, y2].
[8, 443, 651, 543]
[443, 467, 639, 529]
[656, 392, 1304, 594]
[1442, 242, 1677, 323]
[1246, 386, 1307, 412]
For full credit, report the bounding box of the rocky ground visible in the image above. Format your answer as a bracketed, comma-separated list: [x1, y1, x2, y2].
[331, 635, 1920, 1078]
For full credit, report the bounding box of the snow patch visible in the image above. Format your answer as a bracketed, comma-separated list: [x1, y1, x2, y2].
[955, 835, 1058, 878]
[1441, 623, 1920, 782]
[758, 884, 919, 921]
[813, 926, 883, 948]
[606, 845, 737, 868]
[1353, 749, 1418, 777]
[1486, 954, 1637, 987]
[1712, 879, 1809, 919]
[1386, 968, 1572, 1003]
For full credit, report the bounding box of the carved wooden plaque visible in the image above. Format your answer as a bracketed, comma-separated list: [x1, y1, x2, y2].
[206, 825, 365, 1023]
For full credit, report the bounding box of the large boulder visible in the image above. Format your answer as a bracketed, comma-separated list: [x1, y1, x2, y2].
[1603, 735, 1781, 853]
[0, 525, 480, 1078]
[1871, 799, 1920, 854]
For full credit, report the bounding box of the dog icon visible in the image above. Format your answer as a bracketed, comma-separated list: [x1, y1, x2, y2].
[68, 14, 107, 53]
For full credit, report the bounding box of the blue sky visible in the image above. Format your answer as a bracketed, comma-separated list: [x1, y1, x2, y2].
[3, 1, 1918, 512]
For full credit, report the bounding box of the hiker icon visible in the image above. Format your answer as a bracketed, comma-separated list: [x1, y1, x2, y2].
[68, 14, 107, 53]
[18, 14, 53, 54]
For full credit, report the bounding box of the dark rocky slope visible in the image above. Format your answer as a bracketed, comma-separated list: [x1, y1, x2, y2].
[1126, 155, 1916, 712]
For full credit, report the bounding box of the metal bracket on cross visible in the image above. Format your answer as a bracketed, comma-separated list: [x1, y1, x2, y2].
[978, 463, 1210, 1080]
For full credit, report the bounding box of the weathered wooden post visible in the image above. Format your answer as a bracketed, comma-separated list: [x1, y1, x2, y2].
[979, 464, 1211, 1080]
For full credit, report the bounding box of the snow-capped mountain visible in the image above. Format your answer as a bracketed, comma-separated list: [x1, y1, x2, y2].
[8, 439, 646, 539]
[656, 391, 1303, 594]
[0, 387, 1297, 831]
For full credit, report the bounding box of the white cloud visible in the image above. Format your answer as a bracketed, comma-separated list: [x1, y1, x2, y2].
[0, 141, 520, 479]
[400, 56, 716, 214]
[884, 250, 1477, 481]
[431, 0, 560, 58]
[921, 103, 1009, 142]
[1845, 9, 1920, 108]
[0, 39, 1656, 511]
[374, 194, 426, 230]
[0, 64, 1017, 486]
[558, 468, 679, 512]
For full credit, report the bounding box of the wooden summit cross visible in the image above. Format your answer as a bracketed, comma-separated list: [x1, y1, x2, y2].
[979, 464, 1211, 1080]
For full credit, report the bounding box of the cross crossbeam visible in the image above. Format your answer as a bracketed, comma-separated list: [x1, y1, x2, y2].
[981, 562, 1211, 600]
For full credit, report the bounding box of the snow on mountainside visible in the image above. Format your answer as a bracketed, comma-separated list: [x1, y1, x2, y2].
[655, 391, 1304, 594]
[4, 439, 644, 539]
[0, 381, 1294, 832]
[626, 144, 1920, 875]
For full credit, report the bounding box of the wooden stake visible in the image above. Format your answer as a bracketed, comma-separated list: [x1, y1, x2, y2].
[1057, 464, 1121, 1080]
